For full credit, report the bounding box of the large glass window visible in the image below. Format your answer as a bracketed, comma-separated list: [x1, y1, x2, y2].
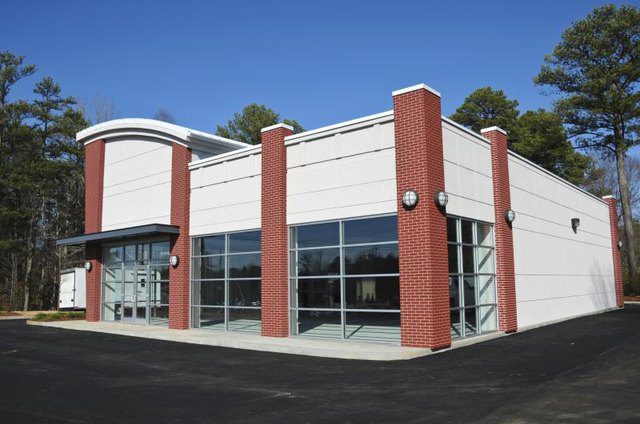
[447, 217, 497, 339]
[290, 215, 400, 343]
[101, 240, 170, 326]
[191, 230, 261, 333]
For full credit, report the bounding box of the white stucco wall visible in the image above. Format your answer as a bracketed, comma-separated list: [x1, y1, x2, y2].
[442, 120, 495, 223]
[101, 137, 172, 231]
[509, 153, 615, 328]
[286, 120, 397, 225]
[190, 150, 261, 236]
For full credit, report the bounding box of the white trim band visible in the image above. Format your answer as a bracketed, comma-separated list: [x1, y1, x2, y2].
[392, 83, 441, 98]
[261, 123, 294, 133]
[480, 126, 508, 135]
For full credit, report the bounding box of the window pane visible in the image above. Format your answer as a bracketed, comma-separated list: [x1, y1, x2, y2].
[449, 275, 460, 308]
[149, 305, 169, 326]
[229, 280, 261, 307]
[344, 244, 399, 275]
[477, 223, 493, 246]
[103, 281, 122, 303]
[345, 277, 399, 310]
[228, 308, 261, 333]
[447, 217, 458, 242]
[229, 231, 261, 253]
[463, 308, 478, 336]
[295, 310, 341, 339]
[137, 243, 149, 263]
[228, 253, 261, 278]
[103, 303, 121, 322]
[124, 245, 136, 263]
[462, 276, 476, 307]
[448, 244, 459, 273]
[480, 305, 497, 332]
[478, 275, 496, 304]
[461, 220, 473, 244]
[295, 222, 339, 248]
[194, 235, 225, 256]
[345, 312, 400, 343]
[197, 280, 225, 306]
[104, 267, 123, 283]
[297, 278, 340, 309]
[192, 256, 225, 279]
[343, 216, 397, 244]
[104, 246, 123, 264]
[450, 309, 461, 339]
[149, 281, 169, 304]
[462, 245, 475, 273]
[296, 248, 340, 276]
[195, 307, 225, 329]
[477, 248, 494, 273]
[151, 242, 170, 264]
[149, 265, 169, 281]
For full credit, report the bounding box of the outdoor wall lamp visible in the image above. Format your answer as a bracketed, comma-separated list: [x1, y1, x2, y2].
[170, 255, 180, 268]
[434, 191, 449, 208]
[402, 189, 419, 210]
[571, 218, 581, 233]
[618, 240, 623, 249]
[505, 209, 516, 223]
[84, 261, 92, 272]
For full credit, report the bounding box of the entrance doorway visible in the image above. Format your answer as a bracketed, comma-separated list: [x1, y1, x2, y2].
[102, 240, 170, 325]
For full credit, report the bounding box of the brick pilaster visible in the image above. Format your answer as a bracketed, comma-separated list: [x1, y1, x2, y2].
[481, 126, 518, 333]
[393, 84, 451, 350]
[169, 143, 191, 329]
[84, 139, 105, 321]
[260, 123, 294, 337]
[603, 196, 625, 308]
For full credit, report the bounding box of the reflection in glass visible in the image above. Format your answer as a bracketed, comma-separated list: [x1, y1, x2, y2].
[296, 310, 342, 339]
[296, 248, 340, 276]
[194, 235, 225, 256]
[344, 245, 399, 275]
[229, 280, 261, 307]
[295, 222, 339, 248]
[343, 215, 397, 245]
[228, 308, 261, 333]
[344, 277, 399, 309]
[229, 231, 261, 253]
[345, 312, 400, 343]
[192, 256, 225, 279]
[297, 279, 340, 309]
[228, 254, 261, 278]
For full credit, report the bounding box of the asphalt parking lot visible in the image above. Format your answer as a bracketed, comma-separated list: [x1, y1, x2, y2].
[1, 306, 639, 423]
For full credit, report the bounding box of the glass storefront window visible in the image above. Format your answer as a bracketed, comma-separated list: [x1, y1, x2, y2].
[191, 230, 261, 333]
[290, 215, 400, 344]
[447, 217, 497, 339]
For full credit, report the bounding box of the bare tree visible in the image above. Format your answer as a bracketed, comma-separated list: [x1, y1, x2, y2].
[153, 108, 176, 124]
[77, 92, 117, 125]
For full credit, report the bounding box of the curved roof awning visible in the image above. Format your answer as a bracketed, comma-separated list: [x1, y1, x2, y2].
[76, 118, 249, 156]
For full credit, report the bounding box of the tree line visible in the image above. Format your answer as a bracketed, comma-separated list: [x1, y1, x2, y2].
[0, 4, 637, 312]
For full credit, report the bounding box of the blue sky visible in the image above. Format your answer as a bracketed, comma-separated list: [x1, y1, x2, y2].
[2, 0, 635, 139]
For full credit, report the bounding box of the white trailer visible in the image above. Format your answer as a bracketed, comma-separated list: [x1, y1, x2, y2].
[59, 268, 86, 310]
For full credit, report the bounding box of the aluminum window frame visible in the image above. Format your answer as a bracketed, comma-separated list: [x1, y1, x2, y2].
[289, 213, 400, 343]
[190, 229, 262, 332]
[447, 215, 498, 339]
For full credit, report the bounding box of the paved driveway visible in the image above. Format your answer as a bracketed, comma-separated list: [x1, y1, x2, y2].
[1, 306, 639, 423]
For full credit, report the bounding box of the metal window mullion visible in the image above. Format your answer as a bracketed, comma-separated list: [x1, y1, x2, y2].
[224, 234, 229, 331]
[339, 220, 346, 340]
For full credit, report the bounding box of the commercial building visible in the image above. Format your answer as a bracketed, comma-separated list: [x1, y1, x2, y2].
[58, 84, 624, 349]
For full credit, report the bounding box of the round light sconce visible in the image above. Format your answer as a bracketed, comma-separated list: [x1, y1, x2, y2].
[170, 255, 180, 268]
[571, 218, 581, 233]
[402, 190, 419, 210]
[434, 191, 449, 208]
[618, 240, 623, 249]
[84, 261, 92, 272]
[505, 209, 516, 223]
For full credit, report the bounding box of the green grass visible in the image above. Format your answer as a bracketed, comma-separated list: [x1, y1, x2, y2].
[32, 311, 85, 322]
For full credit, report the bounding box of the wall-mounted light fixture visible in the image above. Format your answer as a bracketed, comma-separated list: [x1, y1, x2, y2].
[84, 261, 92, 272]
[170, 255, 180, 268]
[402, 190, 419, 210]
[505, 209, 516, 223]
[618, 240, 623, 249]
[571, 218, 581, 233]
[434, 191, 449, 208]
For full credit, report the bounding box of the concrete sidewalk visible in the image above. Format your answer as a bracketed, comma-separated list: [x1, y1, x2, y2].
[27, 319, 439, 361]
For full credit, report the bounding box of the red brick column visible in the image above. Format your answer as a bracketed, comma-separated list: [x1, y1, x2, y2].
[84, 139, 105, 322]
[603, 196, 624, 308]
[260, 123, 294, 337]
[481, 127, 518, 333]
[393, 84, 450, 350]
[169, 143, 192, 329]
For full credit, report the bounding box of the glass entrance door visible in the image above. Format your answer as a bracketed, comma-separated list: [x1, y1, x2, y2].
[122, 264, 149, 324]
